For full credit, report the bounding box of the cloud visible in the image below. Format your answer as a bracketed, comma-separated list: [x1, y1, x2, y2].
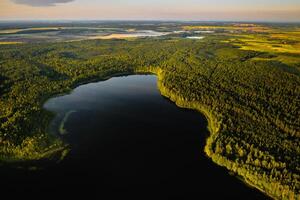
[12, 0, 75, 7]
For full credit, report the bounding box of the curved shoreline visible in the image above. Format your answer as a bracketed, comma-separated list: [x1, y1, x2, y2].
[51, 67, 272, 199]
[8, 68, 280, 198]
[149, 69, 273, 199]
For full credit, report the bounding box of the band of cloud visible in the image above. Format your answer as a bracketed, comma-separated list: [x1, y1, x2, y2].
[12, 0, 75, 7]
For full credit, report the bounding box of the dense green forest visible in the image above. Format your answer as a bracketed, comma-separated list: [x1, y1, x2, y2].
[0, 29, 299, 199]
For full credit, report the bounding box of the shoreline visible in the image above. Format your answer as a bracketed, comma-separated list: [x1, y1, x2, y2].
[4, 68, 279, 199]
[151, 69, 274, 200]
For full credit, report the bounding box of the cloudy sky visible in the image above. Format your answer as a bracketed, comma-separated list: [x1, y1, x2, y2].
[0, 0, 300, 22]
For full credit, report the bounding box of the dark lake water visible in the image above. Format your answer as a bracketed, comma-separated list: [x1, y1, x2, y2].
[1, 75, 268, 199]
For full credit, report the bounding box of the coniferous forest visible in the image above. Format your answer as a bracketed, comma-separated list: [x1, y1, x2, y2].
[0, 22, 299, 199]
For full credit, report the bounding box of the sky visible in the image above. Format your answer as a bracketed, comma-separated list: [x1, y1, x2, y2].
[0, 0, 300, 22]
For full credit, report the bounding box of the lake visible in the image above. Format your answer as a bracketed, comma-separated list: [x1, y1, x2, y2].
[1, 75, 268, 199]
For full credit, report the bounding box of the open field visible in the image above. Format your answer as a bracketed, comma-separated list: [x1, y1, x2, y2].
[183, 24, 300, 66]
[0, 27, 62, 34]
[227, 31, 300, 54]
[182, 23, 274, 33]
[0, 41, 23, 45]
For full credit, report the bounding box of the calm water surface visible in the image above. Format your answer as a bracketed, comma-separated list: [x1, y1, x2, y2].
[1, 75, 268, 199]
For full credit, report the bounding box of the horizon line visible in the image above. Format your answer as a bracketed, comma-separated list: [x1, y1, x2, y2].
[0, 19, 300, 24]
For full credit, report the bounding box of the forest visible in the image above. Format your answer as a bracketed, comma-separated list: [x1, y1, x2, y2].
[0, 24, 299, 199]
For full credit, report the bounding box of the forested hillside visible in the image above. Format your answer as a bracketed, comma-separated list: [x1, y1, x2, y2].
[0, 29, 299, 199]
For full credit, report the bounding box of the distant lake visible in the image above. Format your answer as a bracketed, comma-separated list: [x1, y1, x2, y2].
[186, 36, 205, 40]
[0, 28, 171, 43]
[92, 30, 170, 39]
[1, 75, 267, 198]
